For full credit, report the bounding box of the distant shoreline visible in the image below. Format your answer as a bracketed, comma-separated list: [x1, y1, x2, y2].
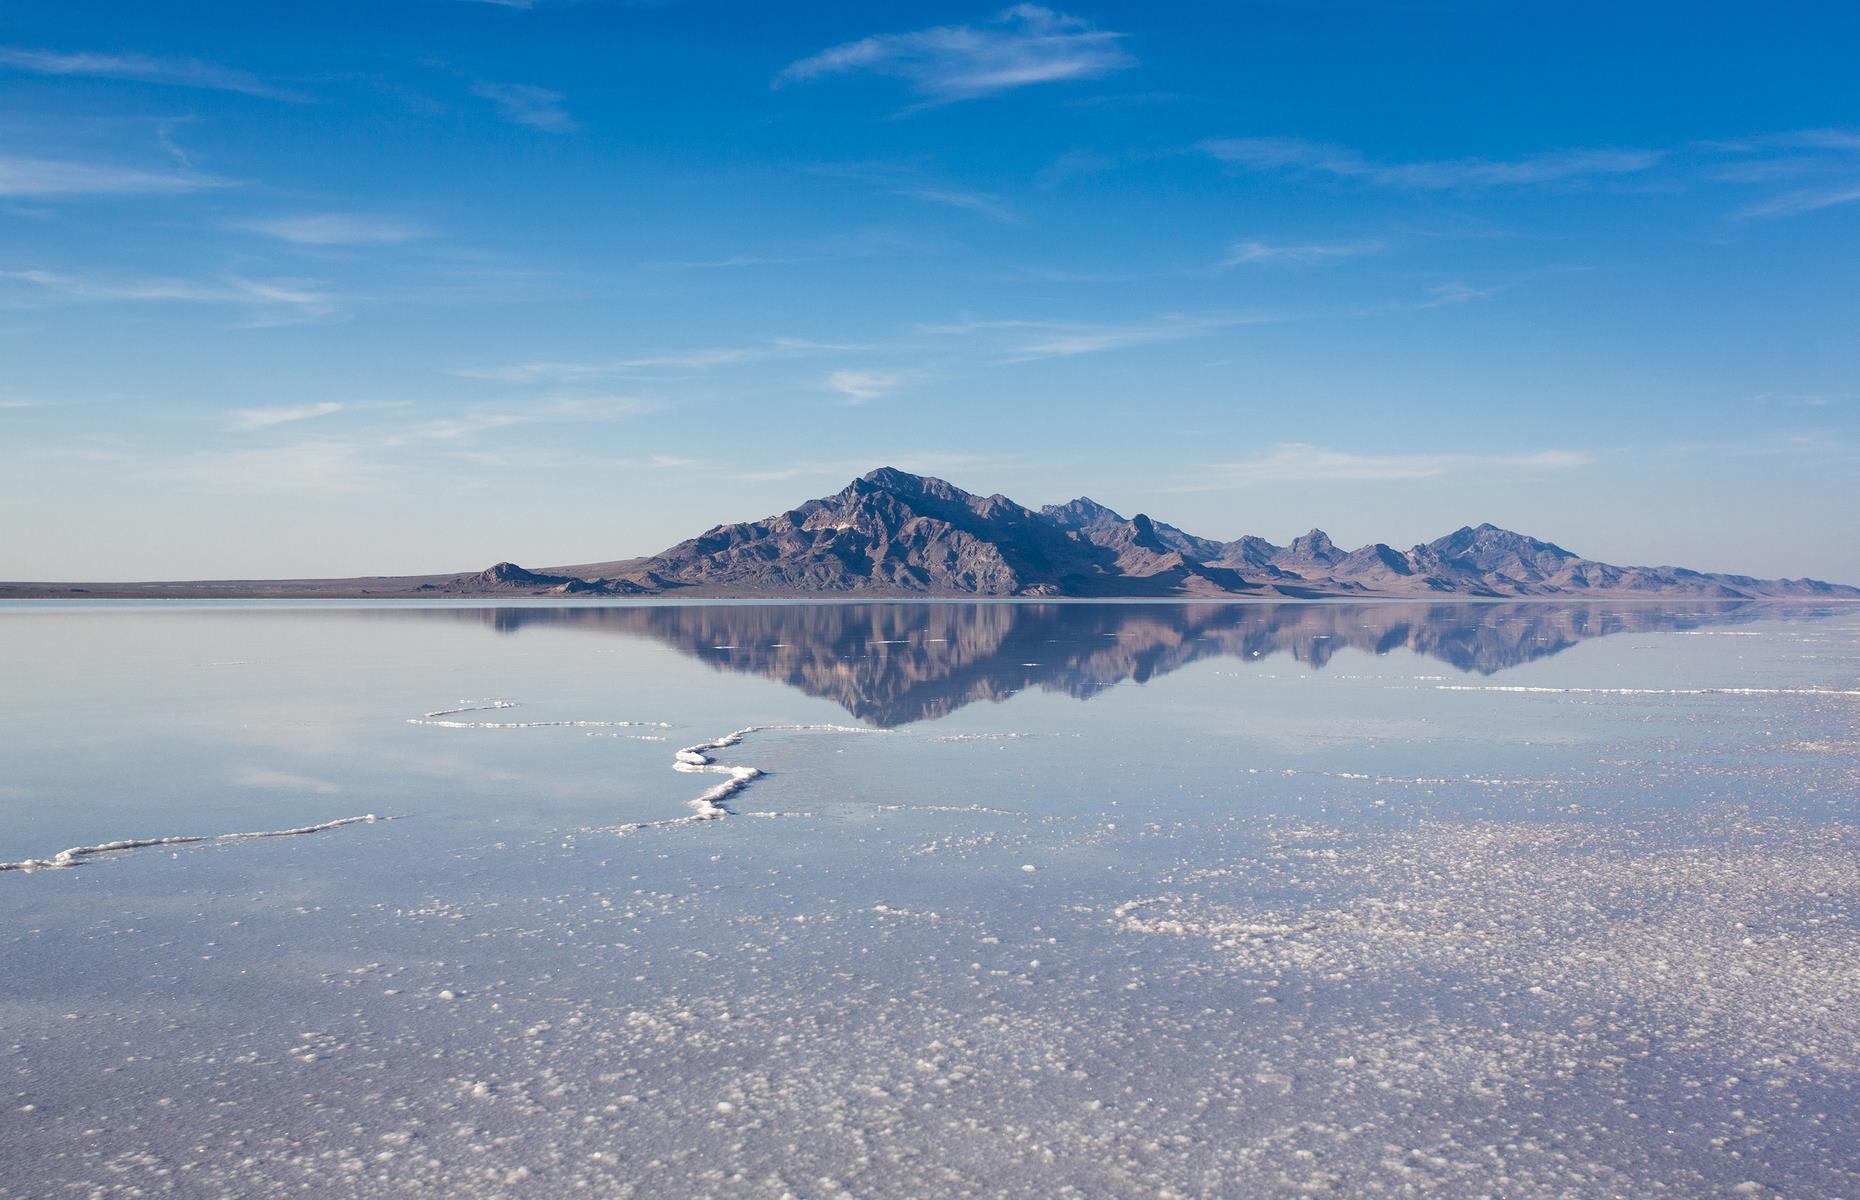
[3, 584, 1856, 605]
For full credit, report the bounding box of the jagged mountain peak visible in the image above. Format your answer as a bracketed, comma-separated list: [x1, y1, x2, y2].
[1040, 496, 1128, 532]
[1280, 529, 1344, 566]
[1429, 523, 1570, 555]
[851, 466, 964, 499]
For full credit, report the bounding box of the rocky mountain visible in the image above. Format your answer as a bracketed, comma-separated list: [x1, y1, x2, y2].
[620, 466, 1119, 596]
[6, 466, 1852, 600]
[516, 467, 1851, 601]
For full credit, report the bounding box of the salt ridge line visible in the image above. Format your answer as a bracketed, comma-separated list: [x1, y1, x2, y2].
[407, 698, 672, 730]
[404, 699, 1026, 834]
[418, 699, 517, 718]
[610, 724, 888, 835]
[1435, 685, 1860, 697]
[0, 815, 381, 874]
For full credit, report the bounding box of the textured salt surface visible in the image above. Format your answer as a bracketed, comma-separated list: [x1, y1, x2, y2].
[1436, 685, 1860, 697]
[4, 605, 1858, 1199]
[6, 806, 1854, 1198]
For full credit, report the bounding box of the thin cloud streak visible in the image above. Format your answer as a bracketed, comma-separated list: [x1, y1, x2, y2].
[928, 311, 1273, 360]
[473, 82, 576, 131]
[147, 397, 653, 494]
[235, 214, 427, 245]
[0, 154, 231, 197]
[457, 337, 873, 382]
[893, 186, 1014, 220]
[1223, 237, 1386, 267]
[777, 5, 1134, 106]
[824, 369, 904, 402]
[228, 402, 344, 431]
[1, 269, 335, 323]
[2, 269, 334, 318]
[0, 46, 301, 100]
[1200, 137, 1663, 188]
[1736, 181, 1860, 219]
[147, 440, 376, 494]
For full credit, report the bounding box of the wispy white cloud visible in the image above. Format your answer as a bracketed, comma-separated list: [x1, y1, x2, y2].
[394, 412, 526, 442]
[147, 395, 652, 495]
[0, 153, 231, 197]
[1222, 237, 1385, 267]
[1181, 443, 1593, 487]
[457, 337, 868, 382]
[893, 185, 1013, 219]
[777, 5, 1134, 106]
[380, 396, 647, 446]
[0, 46, 300, 100]
[1703, 128, 1860, 155]
[1414, 281, 1490, 308]
[473, 82, 575, 132]
[1, 268, 335, 324]
[1693, 127, 1860, 219]
[823, 369, 905, 402]
[1200, 137, 1663, 189]
[148, 439, 375, 494]
[235, 213, 427, 245]
[809, 161, 1013, 221]
[228, 402, 344, 431]
[924, 311, 1269, 360]
[1736, 181, 1860, 219]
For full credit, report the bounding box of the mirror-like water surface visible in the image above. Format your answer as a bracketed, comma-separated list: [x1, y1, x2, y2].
[4, 601, 1858, 1198]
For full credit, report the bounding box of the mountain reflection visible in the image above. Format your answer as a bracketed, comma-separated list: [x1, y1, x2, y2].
[422, 601, 1840, 728]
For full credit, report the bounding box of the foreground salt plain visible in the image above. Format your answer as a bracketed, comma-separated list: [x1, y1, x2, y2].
[3, 600, 1858, 1198]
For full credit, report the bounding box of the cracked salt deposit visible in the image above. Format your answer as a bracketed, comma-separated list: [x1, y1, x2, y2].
[406, 696, 673, 731]
[611, 723, 889, 833]
[0, 814, 382, 873]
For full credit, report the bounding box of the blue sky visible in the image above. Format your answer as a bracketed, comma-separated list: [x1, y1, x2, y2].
[3, 1, 1858, 581]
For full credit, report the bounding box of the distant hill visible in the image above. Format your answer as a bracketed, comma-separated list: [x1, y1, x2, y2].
[4, 466, 1854, 600]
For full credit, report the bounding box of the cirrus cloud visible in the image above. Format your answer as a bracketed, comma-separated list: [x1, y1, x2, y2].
[234, 213, 427, 245]
[0, 46, 301, 100]
[0, 153, 231, 198]
[473, 82, 576, 132]
[1200, 137, 1663, 189]
[777, 6, 1134, 106]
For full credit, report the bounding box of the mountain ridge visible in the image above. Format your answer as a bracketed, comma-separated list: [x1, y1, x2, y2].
[526, 467, 1849, 601]
[3, 467, 1853, 600]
